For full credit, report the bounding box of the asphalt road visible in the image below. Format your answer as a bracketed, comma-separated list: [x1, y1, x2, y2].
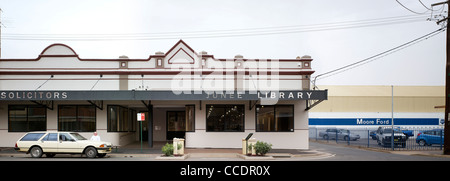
[309, 142, 450, 161]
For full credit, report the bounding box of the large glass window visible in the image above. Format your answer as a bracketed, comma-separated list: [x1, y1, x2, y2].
[107, 105, 136, 132]
[8, 105, 46, 132]
[206, 105, 244, 132]
[58, 105, 96, 132]
[256, 105, 294, 132]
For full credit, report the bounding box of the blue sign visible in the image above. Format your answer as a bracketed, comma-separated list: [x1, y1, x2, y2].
[309, 118, 439, 126]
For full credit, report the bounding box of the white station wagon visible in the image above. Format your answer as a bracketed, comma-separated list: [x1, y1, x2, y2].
[14, 131, 112, 158]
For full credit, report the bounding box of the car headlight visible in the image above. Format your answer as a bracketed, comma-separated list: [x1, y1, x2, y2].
[100, 144, 106, 148]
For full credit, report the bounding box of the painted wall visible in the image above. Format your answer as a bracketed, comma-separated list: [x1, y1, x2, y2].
[0, 100, 139, 147]
[186, 100, 308, 149]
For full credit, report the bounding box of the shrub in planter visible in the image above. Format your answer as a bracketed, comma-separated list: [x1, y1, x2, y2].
[253, 141, 272, 156]
[161, 143, 183, 156]
[161, 143, 174, 156]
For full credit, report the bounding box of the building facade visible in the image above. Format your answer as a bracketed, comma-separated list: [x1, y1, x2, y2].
[0, 40, 327, 149]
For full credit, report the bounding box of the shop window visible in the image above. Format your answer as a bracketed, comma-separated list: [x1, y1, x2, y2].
[8, 105, 46, 132]
[58, 105, 96, 132]
[256, 105, 294, 132]
[107, 105, 136, 132]
[206, 105, 244, 132]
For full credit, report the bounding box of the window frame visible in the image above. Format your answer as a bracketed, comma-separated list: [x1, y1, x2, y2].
[205, 104, 245, 132]
[8, 105, 47, 132]
[57, 105, 96, 132]
[107, 105, 136, 132]
[255, 104, 295, 132]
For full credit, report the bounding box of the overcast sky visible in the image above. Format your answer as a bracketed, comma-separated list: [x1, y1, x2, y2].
[0, 0, 446, 86]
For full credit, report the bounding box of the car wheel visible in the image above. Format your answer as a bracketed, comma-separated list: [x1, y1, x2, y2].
[418, 140, 427, 146]
[344, 136, 349, 141]
[30, 146, 43, 158]
[85, 147, 97, 158]
[323, 135, 329, 140]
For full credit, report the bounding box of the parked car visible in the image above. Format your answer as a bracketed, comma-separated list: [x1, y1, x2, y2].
[14, 131, 112, 158]
[416, 129, 444, 146]
[376, 127, 406, 148]
[394, 127, 414, 140]
[370, 131, 377, 140]
[319, 128, 360, 141]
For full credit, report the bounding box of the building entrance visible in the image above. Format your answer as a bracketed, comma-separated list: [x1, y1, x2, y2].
[166, 111, 186, 140]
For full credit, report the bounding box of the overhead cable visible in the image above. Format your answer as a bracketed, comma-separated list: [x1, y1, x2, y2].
[312, 27, 446, 88]
[3, 15, 429, 41]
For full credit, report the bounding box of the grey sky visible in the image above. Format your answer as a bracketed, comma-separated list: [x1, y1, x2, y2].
[0, 0, 446, 86]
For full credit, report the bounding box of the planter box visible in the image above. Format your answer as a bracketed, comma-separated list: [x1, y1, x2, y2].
[155, 154, 190, 160]
[237, 154, 275, 160]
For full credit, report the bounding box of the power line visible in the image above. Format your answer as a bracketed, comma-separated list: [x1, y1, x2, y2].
[419, 0, 433, 11]
[2, 15, 429, 41]
[396, 0, 429, 14]
[312, 27, 446, 87]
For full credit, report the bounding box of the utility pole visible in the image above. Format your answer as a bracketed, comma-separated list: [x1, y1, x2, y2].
[432, 1, 450, 155]
[391, 85, 394, 151]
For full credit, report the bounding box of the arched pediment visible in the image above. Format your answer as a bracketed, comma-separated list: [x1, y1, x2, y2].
[39, 43, 78, 57]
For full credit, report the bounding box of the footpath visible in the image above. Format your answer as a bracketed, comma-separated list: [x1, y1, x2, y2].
[0, 146, 333, 160]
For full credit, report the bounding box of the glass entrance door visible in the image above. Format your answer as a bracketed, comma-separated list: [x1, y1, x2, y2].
[166, 111, 186, 140]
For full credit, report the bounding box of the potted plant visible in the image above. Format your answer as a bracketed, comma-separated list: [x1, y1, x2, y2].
[161, 143, 184, 157]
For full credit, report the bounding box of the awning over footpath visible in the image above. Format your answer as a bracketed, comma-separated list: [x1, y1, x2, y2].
[1, 90, 327, 111]
[0, 90, 327, 101]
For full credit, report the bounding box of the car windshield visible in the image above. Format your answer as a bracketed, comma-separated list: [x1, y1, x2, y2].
[383, 129, 402, 134]
[70, 133, 87, 140]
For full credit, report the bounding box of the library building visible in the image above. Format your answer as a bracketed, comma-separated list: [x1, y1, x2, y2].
[0, 40, 327, 149]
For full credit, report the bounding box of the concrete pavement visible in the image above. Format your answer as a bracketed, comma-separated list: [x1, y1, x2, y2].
[2, 140, 450, 161]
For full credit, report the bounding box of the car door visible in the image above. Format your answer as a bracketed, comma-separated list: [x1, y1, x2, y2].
[40, 133, 58, 153]
[431, 131, 443, 145]
[328, 129, 337, 139]
[58, 133, 82, 153]
[337, 129, 346, 140]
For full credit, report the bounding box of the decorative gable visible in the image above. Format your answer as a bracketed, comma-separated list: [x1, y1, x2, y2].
[166, 40, 196, 64]
[39, 43, 78, 57]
